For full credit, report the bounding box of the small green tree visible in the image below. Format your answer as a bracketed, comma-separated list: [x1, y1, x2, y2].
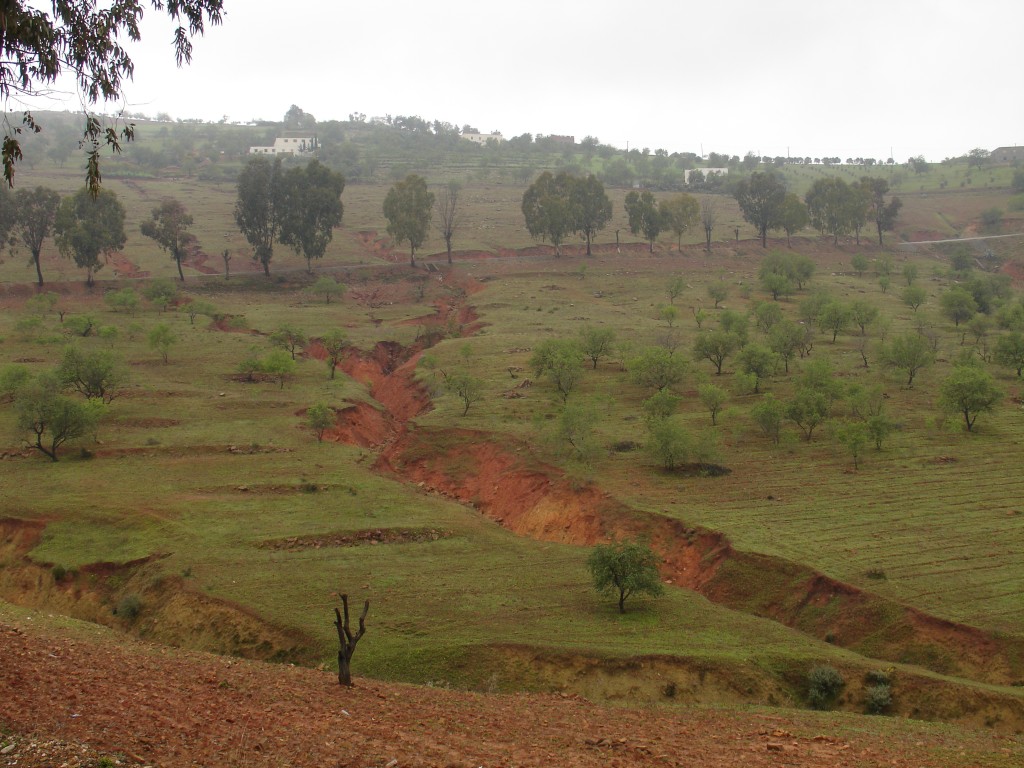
[994, 332, 1024, 377]
[309, 276, 346, 304]
[707, 281, 728, 308]
[14, 374, 98, 461]
[57, 346, 126, 403]
[901, 285, 927, 312]
[531, 339, 585, 402]
[143, 278, 178, 312]
[260, 349, 297, 389]
[647, 416, 692, 470]
[938, 365, 1002, 432]
[148, 323, 177, 364]
[587, 540, 664, 614]
[698, 382, 727, 425]
[579, 326, 616, 369]
[104, 287, 140, 314]
[881, 333, 934, 387]
[321, 329, 348, 380]
[628, 347, 687, 392]
[307, 403, 335, 442]
[834, 420, 870, 469]
[940, 286, 978, 327]
[693, 330, 740, 375]
[786, 387, 831, 441]
[751, 394, 784, 444]
[270, 324, 308, 361]
[850, 253, 869, 276]
[446, 372, 483, 416]
[737, 343, 776, 393]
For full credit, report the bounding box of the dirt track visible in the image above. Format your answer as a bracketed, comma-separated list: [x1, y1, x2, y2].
[2, 609, 1020, 768]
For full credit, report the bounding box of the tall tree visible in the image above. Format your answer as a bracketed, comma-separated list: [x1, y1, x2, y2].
[435, 181, 462, 264]
[54, 187, 125, 286]
[805, 177, 855, 245]
[140, 198, 196, 282]
[383, 174, 434, 267]
[659, 193, 699, 249]
[11, 186, 61, 286]
[522, 171, 573, 256]
[569, 174, 612, 256]
[778, 192, 809, 247]
[235, 156, 283, 276]
[734, 172, 786, 247]
[700, 196, 717, 251]
[861, 176, 903, 246]
[1, 1, 224, 191]
[624, 190, 663, 252]
[278, 160, 345, 273]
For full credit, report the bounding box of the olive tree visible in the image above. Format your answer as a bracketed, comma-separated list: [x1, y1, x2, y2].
[587, 540, 664, 614]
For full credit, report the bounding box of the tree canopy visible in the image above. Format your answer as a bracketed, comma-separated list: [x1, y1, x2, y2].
[734, 172, 786, 247]
[278, 160, 345, 273]
[384, 174, 434, 266]
[587, 540, 664, 614]
[1, 0, 224, 191]
[235, 156, 283, 276]
[9, 186, 61, 286]
[54, 187, 126, 285]
[140, 198, 196, 281]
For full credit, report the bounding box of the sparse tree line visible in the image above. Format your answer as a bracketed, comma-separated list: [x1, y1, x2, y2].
[734, 172, 902, 248]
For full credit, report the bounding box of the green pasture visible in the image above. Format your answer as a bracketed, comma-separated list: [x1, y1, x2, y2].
[1, 160, 1024, 704]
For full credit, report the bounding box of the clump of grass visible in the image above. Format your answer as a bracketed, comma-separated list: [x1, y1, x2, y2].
[114, 594, 142, 621]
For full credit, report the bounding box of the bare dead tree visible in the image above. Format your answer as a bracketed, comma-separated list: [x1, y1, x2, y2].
[435, 181, 462, 264]
[222, 249, 231, 280]
[334, 594, 369, 686]
[700, 197, 717, 252]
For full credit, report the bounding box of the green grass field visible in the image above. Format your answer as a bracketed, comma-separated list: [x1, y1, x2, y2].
[2, 157, 1024, 726]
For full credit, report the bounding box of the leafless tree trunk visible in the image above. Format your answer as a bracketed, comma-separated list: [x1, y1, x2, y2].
[700, 197, 717, 252]
[334, 594, 369, 686]
[435, 182, 462, 265]
[222, 249, 231, 280]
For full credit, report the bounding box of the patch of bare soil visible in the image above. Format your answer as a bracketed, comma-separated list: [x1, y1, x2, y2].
[259, 527, 450, 551]
[105, 253, 148, 280]
[2, 611, 1019, 768]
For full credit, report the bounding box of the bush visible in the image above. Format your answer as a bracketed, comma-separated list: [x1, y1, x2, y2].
[115, 594, 142, 621]
[865, 683, 893, 714]
[51, 564, 66, 582]
[807, 664, 845, 710]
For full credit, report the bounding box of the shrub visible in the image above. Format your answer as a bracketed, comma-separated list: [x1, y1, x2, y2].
[51, 564, 66, 582]
[807, 664, 845, 710]
[115, 594, 142, 621]
[865, 683, 893, 714]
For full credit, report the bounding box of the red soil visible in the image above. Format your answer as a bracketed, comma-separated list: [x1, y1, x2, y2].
[2, 612, 1014, 768]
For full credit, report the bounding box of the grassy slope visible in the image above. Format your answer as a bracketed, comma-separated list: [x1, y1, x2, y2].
[1, 160, 1023, 708]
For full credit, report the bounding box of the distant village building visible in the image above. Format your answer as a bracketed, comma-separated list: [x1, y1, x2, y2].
[684, 168, 729, 184]
[990, 146, 1024, 164]
[545, 135, 575, 145]
[249, 132, 319, 155]
[462, 131, 504, 145]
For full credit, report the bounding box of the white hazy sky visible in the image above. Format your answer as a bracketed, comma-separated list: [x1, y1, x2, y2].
[20, 0, 1024, 161]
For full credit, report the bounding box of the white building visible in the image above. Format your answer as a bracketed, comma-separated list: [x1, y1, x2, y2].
[461, 131, 504, 145]
[684, 168, 729, 184]
[249, 133, 319, 155]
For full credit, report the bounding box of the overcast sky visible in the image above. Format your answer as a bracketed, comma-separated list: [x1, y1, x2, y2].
[21, 0, 1024, 161]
